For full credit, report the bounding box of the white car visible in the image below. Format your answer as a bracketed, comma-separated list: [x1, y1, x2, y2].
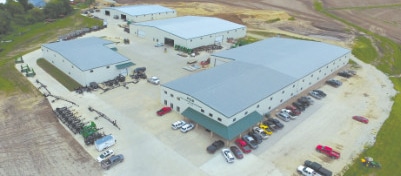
[252, 127, 269, 140]
[97, 149, 114, 162]
[171, 120, 186, 130]
[222, 148, 235, 163]
[147, 76, 160, 85]
[180, 123, 194, 133]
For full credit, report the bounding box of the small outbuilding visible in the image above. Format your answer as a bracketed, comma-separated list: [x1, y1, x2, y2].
[101, 4, 176, 23]
[130, 16, 247, 48]
[41, 37, 134, 86]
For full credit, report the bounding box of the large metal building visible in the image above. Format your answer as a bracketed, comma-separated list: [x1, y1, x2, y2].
[41, 37, 134, 86]
[101, 5, 176, 23]
[130, 16, 247, 48]
[160, 37, 351, 140]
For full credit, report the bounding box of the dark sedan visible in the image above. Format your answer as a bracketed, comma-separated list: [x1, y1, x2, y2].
[230, 146, 244, 159]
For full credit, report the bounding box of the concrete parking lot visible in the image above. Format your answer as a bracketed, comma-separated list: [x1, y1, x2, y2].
[18, 11, 396, 176]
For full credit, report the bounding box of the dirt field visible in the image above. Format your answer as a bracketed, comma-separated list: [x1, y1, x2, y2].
[1, 0, 399, 175]
[0, 94, 101, 176]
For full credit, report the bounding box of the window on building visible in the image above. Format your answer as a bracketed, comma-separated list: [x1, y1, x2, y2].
[164, 91, 167, 94]
[209, 113, 213, 117]
[270, 97, 273, 101]
[106, 66, 110, 69]
[217, 118, 222, 122]
[51, 61, 54, 63]
[170, 103, 173, 109]
[282, 90, 285, 94]
[244, 111, 248, 115]
[291, 93, 293, 96]
[164, 100, 167, 105]
[293, 84, 295, 88]
[201, 109, 204, 113]
[176, 106, 180, 112]
[311, 74, 313, 77]
[170, 94, 174, 98]
[62, 60, 64, 62]
[257, 104, 260, 108]
[90, 70, 93, 73]
[71, 66, 74, 68]
[280, 99, 283, 103]
[68, 72, 70, 75]
[233, 118, 236, 122]
[268, 106, 271, 110]
[177, 97, 180, 101]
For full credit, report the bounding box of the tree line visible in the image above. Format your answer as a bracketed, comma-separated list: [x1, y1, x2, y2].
[0, 0, 73, 35]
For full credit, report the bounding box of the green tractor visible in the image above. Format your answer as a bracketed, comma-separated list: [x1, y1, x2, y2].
[80, 121, 97, 139]
[361, 157, 382, 168]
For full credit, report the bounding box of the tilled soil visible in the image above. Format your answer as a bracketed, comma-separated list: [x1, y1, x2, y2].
[0, 94, 101, 176]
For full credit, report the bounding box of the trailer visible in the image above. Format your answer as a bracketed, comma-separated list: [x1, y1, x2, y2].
[95, 135, 116, 152]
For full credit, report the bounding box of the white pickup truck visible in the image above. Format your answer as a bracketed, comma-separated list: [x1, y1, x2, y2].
[297, 165, 322, 176]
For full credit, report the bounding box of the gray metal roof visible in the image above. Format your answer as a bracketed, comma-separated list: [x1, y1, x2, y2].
[42, 37, 130, 71]
[164, 61, 296, 117]
[212, 37, 350, 78]
[134, 16, 246, 39]
[182, 108, 263, 140]
[164, 38, 351, 118]
[107, 5, 175, 16]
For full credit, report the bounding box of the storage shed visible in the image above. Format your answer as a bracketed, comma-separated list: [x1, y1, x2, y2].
[41, 37, 134, 86]
[130, 16, 247, 48]
[161, 37, 351, 140]
[101, 4, 176, 23]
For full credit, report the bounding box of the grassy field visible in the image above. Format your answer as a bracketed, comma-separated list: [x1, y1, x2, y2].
[37, 59, 81, 91]
[314, 1, 401, 175]
[0, 9, 102, 94]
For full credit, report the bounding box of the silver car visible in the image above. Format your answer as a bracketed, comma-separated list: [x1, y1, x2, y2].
[222, 148, 235, 163]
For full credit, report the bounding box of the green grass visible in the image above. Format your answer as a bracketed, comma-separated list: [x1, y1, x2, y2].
[37, 59, 81, 91]
[265, 18, 280, 23]
[314, 1, 401, 175]
[328, 3, 401, 10]
[0, 10, 102, 93]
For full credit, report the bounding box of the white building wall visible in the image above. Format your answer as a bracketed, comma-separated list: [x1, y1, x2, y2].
[41, 46, 130, 86]
[102, 9, 176, 23]
[130, 25, 247, 49]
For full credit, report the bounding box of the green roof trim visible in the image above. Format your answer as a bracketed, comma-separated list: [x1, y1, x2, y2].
[115, 62, 135, 69]
[181, 108, 263, 140]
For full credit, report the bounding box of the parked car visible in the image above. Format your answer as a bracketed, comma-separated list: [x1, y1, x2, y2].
[266, 118, 284, 129]
[262, 120, 278, 131]
[352, 116, 369, 124]
[207, 140, 225, 154]
[171, 120, 186, 130]
[292, 101, 305, 111]
[309, 90, 323, 100]
[221, 148, 235, 163]
[248, 131, 263, 144]
[286, 105, 301, 116]
[338, 70, 353, 78]
[235, 138, 252, 153]
[97, 149, 114, 162]
[101, 154, 124, 170]
[316, 145, 341, 159]
[312, 89, 327, 97]
[230, 146, 243, 159]
[304, 160, 333, 176]
[252, 126, 269, 139]
[147, 76, 160, 85]
[326, 79, 342, 87]
[180, 123, 194, 133]
[154, 42, 164, 47]
[259, 123, 273, 135]
[242, 135, 258, 149]
[156, 106, 172, 116]
[297, 165, 322, 176]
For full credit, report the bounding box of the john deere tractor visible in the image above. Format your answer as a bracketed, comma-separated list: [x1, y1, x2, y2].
[361, 157, 381, 168]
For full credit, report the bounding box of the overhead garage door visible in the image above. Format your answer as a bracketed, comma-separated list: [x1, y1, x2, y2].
[120, 68, 128, 76]
[215, 35, 223, 45]
[164, 38, 174, 46]
[137, 30, 145, 37]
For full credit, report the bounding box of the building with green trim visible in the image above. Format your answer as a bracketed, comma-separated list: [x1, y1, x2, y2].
[41, 37, 134, 86]
[161, 37, 351, 140]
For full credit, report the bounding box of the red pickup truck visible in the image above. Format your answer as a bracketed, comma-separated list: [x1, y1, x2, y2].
[316, 145, 340, 159]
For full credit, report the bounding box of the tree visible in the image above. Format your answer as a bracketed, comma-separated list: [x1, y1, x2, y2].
[0, 9, 12, 35]
[18, 0, 34, 11]
[43, 0, 72, 19]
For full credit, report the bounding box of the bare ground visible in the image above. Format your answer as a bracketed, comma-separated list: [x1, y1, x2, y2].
[0, 94, 101, 176]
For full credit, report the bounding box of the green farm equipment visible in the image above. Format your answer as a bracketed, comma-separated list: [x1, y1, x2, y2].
[361, 157, 381, 168]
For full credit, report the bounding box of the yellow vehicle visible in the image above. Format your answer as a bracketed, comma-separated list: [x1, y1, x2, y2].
[259, 124, 273, 135]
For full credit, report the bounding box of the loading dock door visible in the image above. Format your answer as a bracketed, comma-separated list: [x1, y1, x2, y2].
[164, 38, 174, 47]
[105, 10, 110, 16]
[137, 30, 145, 37]
[215, 35, 223, 45]
[121, 14, 127, 21]
[120, 68, 128, 76]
